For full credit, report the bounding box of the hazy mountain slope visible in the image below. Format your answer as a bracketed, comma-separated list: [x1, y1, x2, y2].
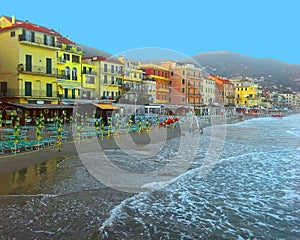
[193, 51, 300, 91]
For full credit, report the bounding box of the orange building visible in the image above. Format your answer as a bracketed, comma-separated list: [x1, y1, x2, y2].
[161, 61, 203, 106]
[138, 64, 170, 104]
[207, 75, 235, 106]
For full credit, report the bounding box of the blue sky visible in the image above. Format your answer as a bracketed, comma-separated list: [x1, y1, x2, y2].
[1, 0, 300, 64]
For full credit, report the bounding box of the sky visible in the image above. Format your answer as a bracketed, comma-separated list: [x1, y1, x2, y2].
[1, 0, 300, 64]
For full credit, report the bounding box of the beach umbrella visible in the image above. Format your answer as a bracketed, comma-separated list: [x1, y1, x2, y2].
[107, 116, 112, 138]
[13, 117, 20, 154]
[35, 117, 42, 148]
[57, 117, 63, 152]
[0, 112, 2, 140]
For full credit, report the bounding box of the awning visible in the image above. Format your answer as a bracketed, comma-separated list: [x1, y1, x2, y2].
[93, 103, 120, 110]
[3, 102, 74, 110]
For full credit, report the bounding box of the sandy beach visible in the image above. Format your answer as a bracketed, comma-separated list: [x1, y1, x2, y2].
[0, 114, 251, 176]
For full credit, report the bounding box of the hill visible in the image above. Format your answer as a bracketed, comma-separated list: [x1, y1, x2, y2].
[193, 51, 300, 91]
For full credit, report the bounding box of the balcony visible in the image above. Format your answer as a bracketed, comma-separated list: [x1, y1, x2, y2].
[56, 42, 83, 54]
[20, 65, 58, 76]
[83, 71, 97, 76]
[18, 34, 56, 49]
[0, 89, 58, 98]
[157, 87, 169, 93]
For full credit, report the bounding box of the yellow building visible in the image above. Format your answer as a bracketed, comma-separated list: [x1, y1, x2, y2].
[0, 15, 73, 104]
[233, 80, 260, 107]
[118, 57, 144, 103]
[56, 42, 83, 103]
[87, 56, 124, 102]
[81, 58, 97, 100]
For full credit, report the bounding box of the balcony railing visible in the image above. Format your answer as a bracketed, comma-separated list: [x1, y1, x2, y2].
[22, 65, 58, 76]
[0, 89, 58, 98]
[83, 71, 97, 76]
[18, 34, 55, 47]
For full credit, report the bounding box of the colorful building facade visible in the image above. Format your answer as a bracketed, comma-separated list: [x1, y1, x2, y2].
[0, 15, 62, 104]
[208, 75, 235, 106]
[86, 56, 124, 102]
[161, 61, 203, 106]
[139, 64, 170, 104]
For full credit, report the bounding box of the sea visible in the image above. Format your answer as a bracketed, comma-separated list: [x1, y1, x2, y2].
[0, 114, 299, 239]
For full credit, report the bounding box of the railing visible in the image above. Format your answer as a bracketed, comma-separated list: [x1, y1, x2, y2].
[101, 68, 124, 75]
[83, 71, 97, 76]
[1, 89, 58, 98]
[23, 65, 58, 76]
[18, 34, 55, 47]
[56, 42, 83, 54]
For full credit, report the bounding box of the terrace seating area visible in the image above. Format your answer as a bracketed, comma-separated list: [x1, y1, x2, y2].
[0, 123, 70, 155]
[0, 115, 181, 155]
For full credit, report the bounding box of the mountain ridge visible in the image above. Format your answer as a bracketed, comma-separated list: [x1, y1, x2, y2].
[193, 51, 300, 91]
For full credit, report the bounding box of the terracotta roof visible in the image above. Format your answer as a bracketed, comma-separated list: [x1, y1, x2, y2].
[86, 56, 123, 64]
[208, 74, 233, 85]
[0, 15, 75, 45]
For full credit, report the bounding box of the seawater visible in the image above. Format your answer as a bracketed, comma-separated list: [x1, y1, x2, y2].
[0, 114, 299, 239]
[99, 114, 300, 239]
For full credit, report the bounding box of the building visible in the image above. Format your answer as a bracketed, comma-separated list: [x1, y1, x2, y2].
[118, 57, 144, 104]
[81, 58, 97, 100]
[208, 75, 235, 106]
[0, 15, 66, 104]
[56, 41, 83, 103]
[231, 79, 260, 107]
[139, 64, 170, 104]
[86, 56, 124, 102]
[202, 77, 216, 106]
[161, 61, 203, 106]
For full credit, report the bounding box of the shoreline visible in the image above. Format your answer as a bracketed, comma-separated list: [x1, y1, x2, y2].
[0, 113, 280, 176]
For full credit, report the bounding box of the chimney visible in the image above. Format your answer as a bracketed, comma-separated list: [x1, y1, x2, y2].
[12, 15, 15, 25]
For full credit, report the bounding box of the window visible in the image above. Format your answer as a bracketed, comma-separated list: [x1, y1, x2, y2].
[72, 89, 75, 99]
[25, 82, 32, 96]
[183, 70, 185, 75]
[182, 97, 185, 102]
[44, 34, 54, 46]
[86, 76, 95, 84]
[0, 82, 7, 95]
[111, 65, 114, 73]
[46, 58, 52, 74]
[23, 30, 34, 42]
[83, 67, 87, 74]
[104, 75, 107, 84]
[65, 67, 70, 80]
[25, 55, 32, 72]
[10, 31, 15, 37]
[63, 53, 70, 61]
[111, 76, 114, 84]
[72, 67, 77, 80]
[104, 64, 107, 72]
[64, 89, 68, 98]
[182, 79, 185, 85]
[72, 55, 80, 63]
[46, 83, 52, 97]
[182, 88, 185, 93]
